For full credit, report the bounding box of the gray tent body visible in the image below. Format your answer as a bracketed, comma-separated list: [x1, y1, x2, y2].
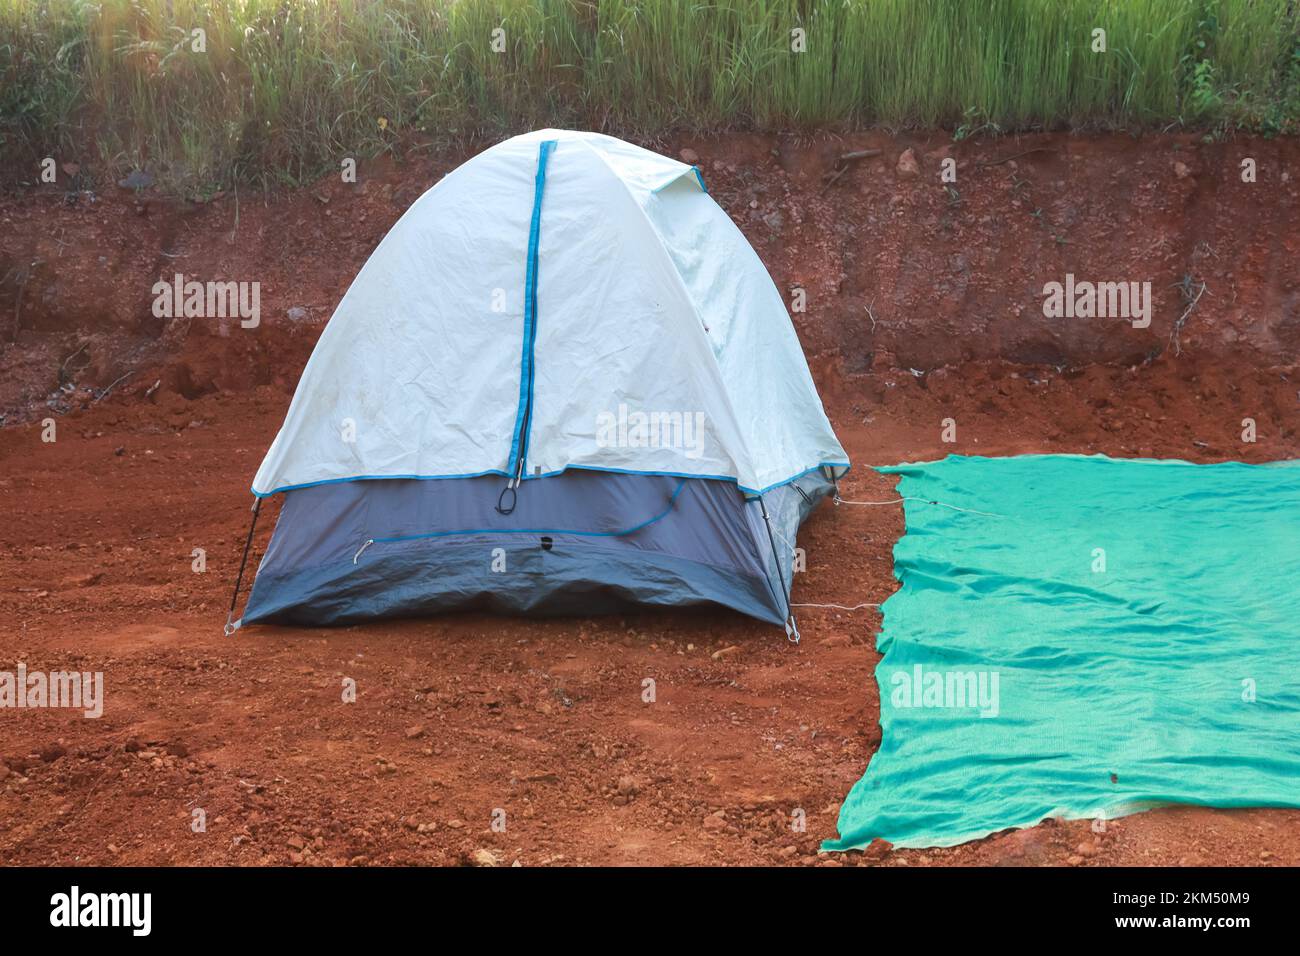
[241, 469, 834, 630]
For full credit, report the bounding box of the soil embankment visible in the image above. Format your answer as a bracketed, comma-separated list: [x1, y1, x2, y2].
[1, 132, 1297, 866]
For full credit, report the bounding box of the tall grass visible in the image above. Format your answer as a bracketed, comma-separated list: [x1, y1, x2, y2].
[2, 0, 1296, 191]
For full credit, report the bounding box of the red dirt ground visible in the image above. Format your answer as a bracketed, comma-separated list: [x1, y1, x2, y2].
[1, 132, 1297, 866]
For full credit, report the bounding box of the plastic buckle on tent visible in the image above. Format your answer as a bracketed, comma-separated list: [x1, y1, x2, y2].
[785, 616, 801, 644]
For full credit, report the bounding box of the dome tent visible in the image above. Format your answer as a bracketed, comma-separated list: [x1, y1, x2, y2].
[230, 129, 848, 638]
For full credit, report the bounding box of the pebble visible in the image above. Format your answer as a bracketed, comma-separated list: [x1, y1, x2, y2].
[863, 839, 892, 859]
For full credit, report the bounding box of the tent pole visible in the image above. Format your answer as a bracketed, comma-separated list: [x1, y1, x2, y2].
[759, 496, 800, 644]
[224, 497, 262, 636]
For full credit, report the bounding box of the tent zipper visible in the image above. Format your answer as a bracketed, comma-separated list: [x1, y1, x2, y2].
[498, 138, 556, 515]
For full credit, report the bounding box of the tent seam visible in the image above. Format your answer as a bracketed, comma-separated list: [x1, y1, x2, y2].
[505, 139, 556, 480]
[571, 138, 761, 487]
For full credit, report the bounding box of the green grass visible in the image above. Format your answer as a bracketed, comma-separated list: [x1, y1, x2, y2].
[2, 0, 1297, 192]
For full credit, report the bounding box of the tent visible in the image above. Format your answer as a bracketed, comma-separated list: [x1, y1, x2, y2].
[229, 130, 848, 638]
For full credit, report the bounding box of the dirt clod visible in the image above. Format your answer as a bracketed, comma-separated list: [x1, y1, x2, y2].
[896, 148, 920, 178]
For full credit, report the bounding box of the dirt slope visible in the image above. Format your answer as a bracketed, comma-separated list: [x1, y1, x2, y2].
[1, 132, 1298, 866]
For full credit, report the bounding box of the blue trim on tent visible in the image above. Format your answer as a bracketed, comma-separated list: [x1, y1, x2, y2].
[506, 138, 556, 480]
[748, 461, 850, 495]
[366, 480, 688, 547]
[251, 469, 510, 498]
[519, 461, 851, 496]
[250, 460, 851, 499]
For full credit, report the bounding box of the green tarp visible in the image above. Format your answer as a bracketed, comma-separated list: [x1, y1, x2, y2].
[825, 454, 1300, 851]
